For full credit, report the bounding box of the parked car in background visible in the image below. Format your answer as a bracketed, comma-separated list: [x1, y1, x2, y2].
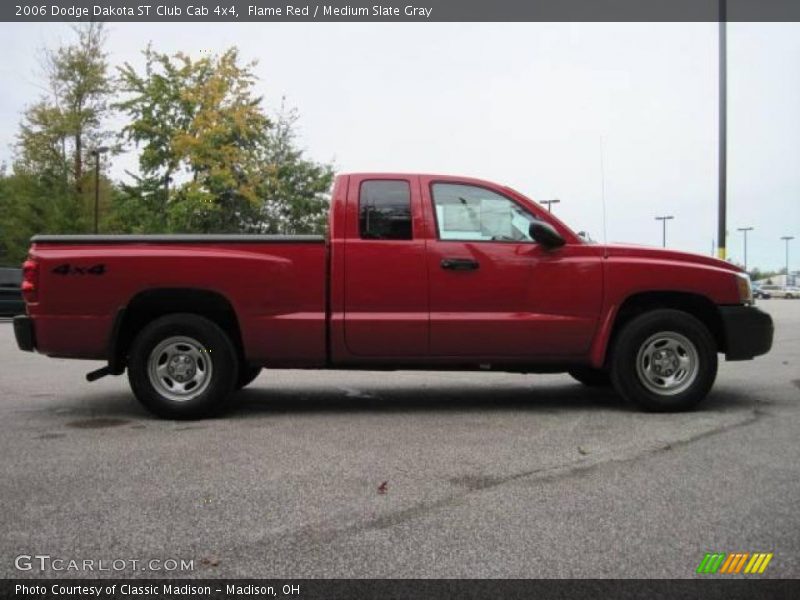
[0, 268, 25, 317]
[759, 284, 798, 299]
[785, 286, 800, 299]
[752, 284, 771, 300]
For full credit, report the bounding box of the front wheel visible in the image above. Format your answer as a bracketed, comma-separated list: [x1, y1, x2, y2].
[127, 313, 239, 419]
[609, 309, 718, 412]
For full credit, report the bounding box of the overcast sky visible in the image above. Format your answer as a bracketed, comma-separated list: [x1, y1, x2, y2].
[0, 22, 798, 270]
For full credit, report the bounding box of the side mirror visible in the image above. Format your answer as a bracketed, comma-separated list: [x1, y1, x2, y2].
[529, 220, 565, 248]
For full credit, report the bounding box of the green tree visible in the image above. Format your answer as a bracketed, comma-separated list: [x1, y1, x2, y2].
[17, 23, 113, 194]
[2, 24, 114, 263]
[246, 102, 334, 234]
[117, 47, 269, 232]
[104, 173, 171, 234]
[115, 47, 333, 234]
[0, 169, 85, 264]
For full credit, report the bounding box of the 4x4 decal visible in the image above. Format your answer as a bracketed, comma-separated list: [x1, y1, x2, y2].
[51, 263, 106, 276]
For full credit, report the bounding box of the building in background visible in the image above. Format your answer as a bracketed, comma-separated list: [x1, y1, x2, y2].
[754, 272, 799, 287]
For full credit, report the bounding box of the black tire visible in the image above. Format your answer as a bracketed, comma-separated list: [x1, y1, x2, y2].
[236, 366, 262, 390]
[568, 366, 612, 387]
[127, 313, 239, 419]
[609, 309, 718, 412]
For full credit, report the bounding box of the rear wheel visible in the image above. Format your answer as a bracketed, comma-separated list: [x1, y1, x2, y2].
[609, 309, 717, 412]
[127, 313, 238, 419]
[568, 366, 612, 387]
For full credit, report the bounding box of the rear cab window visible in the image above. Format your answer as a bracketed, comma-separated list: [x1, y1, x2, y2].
[359, 180, 412, 240]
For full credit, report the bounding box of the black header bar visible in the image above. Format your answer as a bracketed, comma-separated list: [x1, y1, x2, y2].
[4, 0, 800, 23]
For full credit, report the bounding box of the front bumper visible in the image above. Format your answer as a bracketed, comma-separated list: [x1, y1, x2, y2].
[720, 305, 773, 361]
[13, 315, 35, 352]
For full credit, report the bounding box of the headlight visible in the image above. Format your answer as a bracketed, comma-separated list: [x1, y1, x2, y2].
[736, 273, 753, 304]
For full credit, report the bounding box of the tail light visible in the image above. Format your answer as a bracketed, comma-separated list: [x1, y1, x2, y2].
[21, 259, 39, 303]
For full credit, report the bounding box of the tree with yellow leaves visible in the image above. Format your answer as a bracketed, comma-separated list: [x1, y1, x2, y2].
[116, 46, 332, 233]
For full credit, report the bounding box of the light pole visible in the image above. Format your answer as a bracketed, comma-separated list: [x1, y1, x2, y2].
[781, 236, 794, 285]
[737, 226, 754, 272]
[655, 215, 674, 248]
[90, 146, 109, 234]
[540, 199, 560, 213]
[717, 0, 727, 260]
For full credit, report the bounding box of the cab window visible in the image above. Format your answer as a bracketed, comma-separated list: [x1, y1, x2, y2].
[359, 180, 412, 240]
[431, 183, 535, 242]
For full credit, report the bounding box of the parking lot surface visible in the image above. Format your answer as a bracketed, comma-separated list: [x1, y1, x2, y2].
[1, 301, 798, 578]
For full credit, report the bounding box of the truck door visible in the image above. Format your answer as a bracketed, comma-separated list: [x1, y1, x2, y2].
[343, 175, 429, 357]
[423, 179, 602, 358]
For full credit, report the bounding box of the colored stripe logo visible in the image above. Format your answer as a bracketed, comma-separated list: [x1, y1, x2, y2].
[697, 552, 773, 574]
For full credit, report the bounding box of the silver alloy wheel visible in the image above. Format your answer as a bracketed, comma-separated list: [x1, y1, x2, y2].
[147, 336, 212, 402]
[635, 331, 699, 396]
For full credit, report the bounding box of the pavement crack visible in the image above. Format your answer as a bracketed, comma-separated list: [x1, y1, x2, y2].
[250, 409, 766, 551]
[358, 408, 768, 533]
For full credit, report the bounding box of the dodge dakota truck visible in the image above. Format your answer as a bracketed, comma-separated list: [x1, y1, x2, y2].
[13, 173, 773, 418]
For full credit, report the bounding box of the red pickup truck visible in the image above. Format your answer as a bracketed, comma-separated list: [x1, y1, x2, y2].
[14, 173, 773, 418]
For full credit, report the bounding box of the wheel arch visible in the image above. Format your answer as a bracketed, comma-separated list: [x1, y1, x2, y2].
[109, 288, 244, 374]
[600, 291, 725, 368]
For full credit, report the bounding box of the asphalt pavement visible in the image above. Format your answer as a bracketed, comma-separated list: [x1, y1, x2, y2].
[0, 301, 798, 579]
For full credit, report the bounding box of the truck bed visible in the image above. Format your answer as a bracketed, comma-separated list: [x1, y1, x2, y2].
[26, 234, 328, 365]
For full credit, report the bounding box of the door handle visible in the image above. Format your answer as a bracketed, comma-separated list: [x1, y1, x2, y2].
[441, 258, 480, 271]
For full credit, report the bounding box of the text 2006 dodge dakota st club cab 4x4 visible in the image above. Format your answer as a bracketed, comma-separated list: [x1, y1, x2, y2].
[14, 173, 773, 418]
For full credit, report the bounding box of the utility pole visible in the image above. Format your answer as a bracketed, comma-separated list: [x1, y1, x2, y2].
[655, 215, 674, 248]
[540, 199, 560, 213]
[717, 0, 727, 260]
[737, 226, 754, 272]
[90, 146, 109, 234]
[781, 236, 795, 285]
